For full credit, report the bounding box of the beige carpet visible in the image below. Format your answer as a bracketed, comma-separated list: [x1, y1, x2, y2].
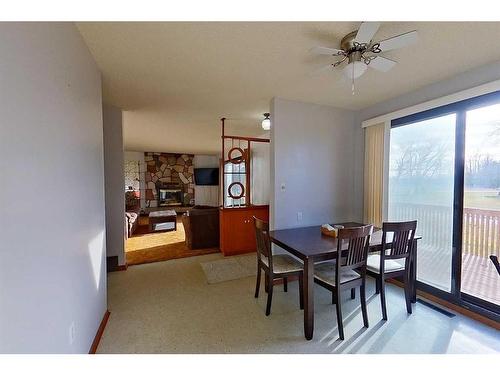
[200, 254, 256, 284]
[97, 253, 500, 354]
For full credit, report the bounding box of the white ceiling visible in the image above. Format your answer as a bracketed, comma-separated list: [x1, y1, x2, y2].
[77, 22, 500, 154]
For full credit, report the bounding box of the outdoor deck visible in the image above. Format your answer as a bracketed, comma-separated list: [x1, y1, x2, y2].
[392, 203, 500, 307]
[418, 245, 499, 306]
[461, 252, 500, 305]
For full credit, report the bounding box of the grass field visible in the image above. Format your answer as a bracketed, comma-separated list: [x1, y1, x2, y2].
[464, 190, 500, 210]
[390, 189, 500, 210]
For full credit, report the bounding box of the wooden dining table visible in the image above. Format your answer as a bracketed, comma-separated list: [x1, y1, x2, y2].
[269, 222, 421, 340]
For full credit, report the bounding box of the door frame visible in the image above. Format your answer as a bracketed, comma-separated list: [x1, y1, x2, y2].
[391, 90, 500, 320]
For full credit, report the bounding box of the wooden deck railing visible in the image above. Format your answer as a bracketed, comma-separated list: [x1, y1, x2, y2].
[389, 203, 500, 258]
[463, 207, 500, 258]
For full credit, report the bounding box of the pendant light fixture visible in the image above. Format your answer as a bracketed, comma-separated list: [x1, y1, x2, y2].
[261, 113, 271, 130]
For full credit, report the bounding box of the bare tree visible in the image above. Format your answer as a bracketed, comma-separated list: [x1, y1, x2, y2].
[394, 141, 450, 179]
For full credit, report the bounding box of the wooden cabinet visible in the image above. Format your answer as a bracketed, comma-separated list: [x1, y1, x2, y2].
[219, 205, 269, 256]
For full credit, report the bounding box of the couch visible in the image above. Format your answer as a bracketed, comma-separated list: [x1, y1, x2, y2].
[125, 209, 139, 239]
[125, 192, 141, 239]
[182, 205, 219, 249]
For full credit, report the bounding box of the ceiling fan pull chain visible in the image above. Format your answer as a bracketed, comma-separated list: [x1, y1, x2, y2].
[351, 63, 355, 95]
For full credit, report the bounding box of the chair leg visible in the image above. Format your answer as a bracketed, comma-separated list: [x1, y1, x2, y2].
[380, 277, 388, 320]
[265, 275, 274, 316]
[332, 291, 335, 304]
[265, 276, 269, 293]
[375, 277, 381, 294]
[404, 270, 412, 314]
[283, 277, 288, 292]
[298, 274, 304, 310]
[255, 266, 261, 298]
[351, 288, 356, 300]
[360, 282, 369, 328]
[335, 289, 344, 340]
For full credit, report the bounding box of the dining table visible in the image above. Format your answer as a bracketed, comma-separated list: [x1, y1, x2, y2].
[269, 222, 421, 340]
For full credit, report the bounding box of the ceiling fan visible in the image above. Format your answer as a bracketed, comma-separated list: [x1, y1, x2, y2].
[310, 22, 418, 85]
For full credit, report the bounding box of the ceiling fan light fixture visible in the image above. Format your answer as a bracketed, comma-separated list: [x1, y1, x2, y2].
[261, 113, 271, 130]
[310, 22, 419, 92]
[343, 61, 367, 80]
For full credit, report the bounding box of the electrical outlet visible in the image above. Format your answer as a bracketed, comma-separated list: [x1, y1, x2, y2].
[297, 212, 303, 221]
[69, 322, 76, 345]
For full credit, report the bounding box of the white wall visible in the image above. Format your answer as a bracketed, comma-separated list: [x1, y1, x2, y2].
[103, 105, 125, 265]
[124, 151, 146, 209]
[251, 141, 270, 206]
[0, 23, 106, 353]
[193, 155, 219, 206]
[270, 98, 358, 230]
[353, 60, 500, 221]
[358, 60, 500, 122]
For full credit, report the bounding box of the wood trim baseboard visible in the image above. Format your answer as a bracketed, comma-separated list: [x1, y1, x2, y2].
[89, 310, 110, 354]
[107, 255, 128, 272]
[387, 279, 500, 330]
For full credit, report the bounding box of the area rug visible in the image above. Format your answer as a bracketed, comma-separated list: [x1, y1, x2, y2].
[200, 254, 257, 284]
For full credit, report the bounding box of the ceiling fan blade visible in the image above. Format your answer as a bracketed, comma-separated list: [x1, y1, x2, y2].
[308, 63, 336, 76]
[310, 46, 344, 56]
[368, 56, 397, 72]
[354, 22, 381, 44]
[377, 30, 418, 52]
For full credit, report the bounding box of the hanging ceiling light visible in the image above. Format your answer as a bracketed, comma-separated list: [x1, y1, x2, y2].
[261, 113, 271, 130]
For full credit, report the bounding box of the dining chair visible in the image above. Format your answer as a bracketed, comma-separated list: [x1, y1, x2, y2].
[253, 217, 304, 316]
[490, 255, 500, 276]
[314, 224, 373, 340]
[366, 220, 417, 320]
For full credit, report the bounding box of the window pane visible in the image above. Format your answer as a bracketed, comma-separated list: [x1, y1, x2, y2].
[462, 103, 500, 306]
[388, 114, 456, 291]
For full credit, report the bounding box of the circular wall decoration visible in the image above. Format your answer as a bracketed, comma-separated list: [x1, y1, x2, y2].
[228, 147, 244, 164]
[228, 182, 245, 199]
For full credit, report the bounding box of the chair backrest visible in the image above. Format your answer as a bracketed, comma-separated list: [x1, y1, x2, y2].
[381, 220, 417, 261]
[253, 216, 272, 267]
[336, 225, 373, 275]
[490, 255, 500, 276]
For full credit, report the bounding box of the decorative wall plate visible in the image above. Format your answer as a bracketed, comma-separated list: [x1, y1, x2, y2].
[228, 181, 245, 199]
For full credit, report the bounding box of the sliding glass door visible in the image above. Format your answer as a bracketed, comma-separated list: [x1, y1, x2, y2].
[462, 103, 500, 308]
[388, 91, 500, 316]
[388, 114, 456, 292]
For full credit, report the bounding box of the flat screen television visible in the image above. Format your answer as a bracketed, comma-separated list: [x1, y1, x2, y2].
[194, 168, 219, 186]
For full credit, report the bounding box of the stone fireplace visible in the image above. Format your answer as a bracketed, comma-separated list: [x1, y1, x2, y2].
[157, 185, 183, 206]
[144, 152, 195, 207]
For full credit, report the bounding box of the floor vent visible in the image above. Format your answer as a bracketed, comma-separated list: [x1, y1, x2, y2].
[417, 298, 456, 318]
